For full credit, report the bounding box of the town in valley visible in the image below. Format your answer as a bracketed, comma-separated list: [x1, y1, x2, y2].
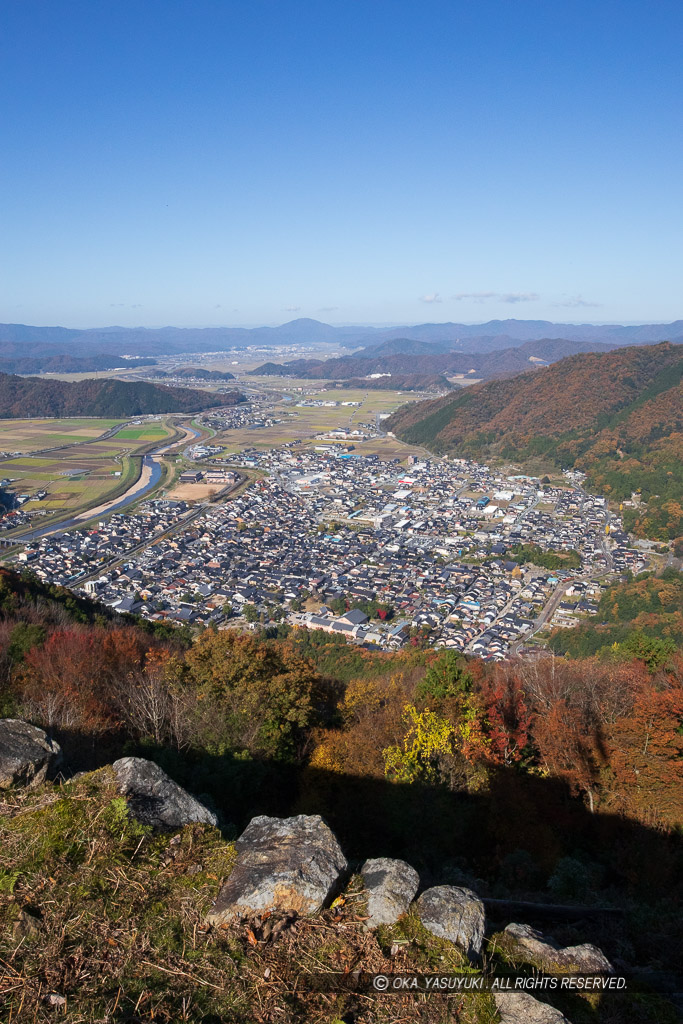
[0, 369, 651, 661]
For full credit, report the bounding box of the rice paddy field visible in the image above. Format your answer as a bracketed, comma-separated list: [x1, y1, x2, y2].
[213, 387, 422, 453]
[116, 424, 171, 441]
[0, 418, 124, 452]
[1, 452, 138, 516]
[0, 418, 177, 527]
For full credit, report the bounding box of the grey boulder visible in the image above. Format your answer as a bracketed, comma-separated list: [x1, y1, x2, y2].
[503, 923, 613, 973]
[494, 992, 571, 1024]
[0, 719, 61, 789]
[416, 885, 485, 960]
[112, 757, 217, 829]
[207, 814, 347, 925]
[361, 857, 419, 927]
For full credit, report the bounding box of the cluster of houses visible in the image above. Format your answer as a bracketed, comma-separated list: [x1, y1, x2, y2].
[16, 500, 194, 588]
[10, 444, 648, 657]
[193, 400, 280, 435]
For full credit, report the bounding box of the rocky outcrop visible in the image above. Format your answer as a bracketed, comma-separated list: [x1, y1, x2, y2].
[503, 922, 613, 973]
[494, 991, 571, 1024]
[112, 757, 217, 829]
[361, 857, 419, 927]
[0, 719, 61, 789]
[416, 885, 485, 960]
[207, 814, 347, 925]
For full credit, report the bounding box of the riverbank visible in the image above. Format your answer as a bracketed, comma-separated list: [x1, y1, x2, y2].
[71, 456, 158, 522]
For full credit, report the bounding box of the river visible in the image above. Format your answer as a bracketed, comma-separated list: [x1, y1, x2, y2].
[15, 421, 204, 543]
[19, 454, 164, 542]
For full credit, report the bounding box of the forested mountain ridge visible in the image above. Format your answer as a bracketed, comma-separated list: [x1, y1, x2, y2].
[0, 353, 156, 374]
[0, 373, 242, 417]
[249, 337, 634, 383]
[386, 343, 683, 543]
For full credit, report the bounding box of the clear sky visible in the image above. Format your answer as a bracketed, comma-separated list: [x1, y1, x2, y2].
[1, 0, 681, 328]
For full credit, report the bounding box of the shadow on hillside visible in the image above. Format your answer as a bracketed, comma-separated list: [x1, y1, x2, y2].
[46, 727, 683, 1003]
[153, 746, 683, 983]
[52, 726, 682, 907]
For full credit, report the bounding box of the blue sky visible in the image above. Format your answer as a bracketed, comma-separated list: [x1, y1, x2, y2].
[1, 0, 681, 328]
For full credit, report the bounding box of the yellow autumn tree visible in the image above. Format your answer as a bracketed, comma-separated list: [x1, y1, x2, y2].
[383, 705, 454, 785]
[383, 699, 491, 792]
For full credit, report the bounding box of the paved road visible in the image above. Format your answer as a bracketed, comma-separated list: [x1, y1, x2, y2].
[510, 554, 617, 657]
[508, 492, 617, 657]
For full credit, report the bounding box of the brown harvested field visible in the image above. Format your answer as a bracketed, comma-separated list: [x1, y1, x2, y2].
[167, 482, 221, 501]
[0, 448, 135, 518]
[0, 418, 124, 451]
[345, 435, 428, 458]
[0, 419, 184, 532]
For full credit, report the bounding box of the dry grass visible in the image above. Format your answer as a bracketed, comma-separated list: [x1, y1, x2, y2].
[0, 420, 124, 451]
[0, 773, 672, 1024]
[0, 772, 490, 1023]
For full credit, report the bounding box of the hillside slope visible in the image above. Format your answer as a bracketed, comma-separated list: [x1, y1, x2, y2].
[0, 373, 243, 417]
[0, 354, 156, 374]
[250, 338, 624, 383]
[1, 566, 682, 1020]
[387, 343, 683, 543]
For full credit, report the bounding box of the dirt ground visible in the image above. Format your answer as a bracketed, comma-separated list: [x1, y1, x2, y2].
[167, 482, 221, 501]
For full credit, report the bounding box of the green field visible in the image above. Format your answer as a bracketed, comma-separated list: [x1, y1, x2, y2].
[0, 418, 177, 532]
[1, 451, 132, 516]
[116, 426, 169, 440]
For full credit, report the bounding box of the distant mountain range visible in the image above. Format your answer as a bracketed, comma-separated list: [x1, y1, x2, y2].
[1, 317, 682, 374]
[249, 336, 626, 383]
[0, 374, 243, 418]
[386, 342, 683, 544]
[0, 318, 369, 362]
[350, 318, 683, 351]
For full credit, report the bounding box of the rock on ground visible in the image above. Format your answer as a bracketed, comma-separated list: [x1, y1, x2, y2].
[0, 719, 61, 789]
[207, 814, 347, 925]
[112, 757, 217, 829]
[13, 908, 43, 940]
[494, 991, 571, 1024]
[416, 885, 485, 960]
[504, 922, 613, 972]
[361, 857, 419, 928]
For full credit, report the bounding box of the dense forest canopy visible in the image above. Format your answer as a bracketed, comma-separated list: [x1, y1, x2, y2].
[0, 373, 243, 417]
[0, 354, 156, 374]
[1, 566, 680, 842]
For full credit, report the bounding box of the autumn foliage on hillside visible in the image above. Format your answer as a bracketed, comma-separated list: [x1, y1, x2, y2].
[2, 568, 682, 848]
[387, 343, 683, 544]
[550, 568, 683, 661]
